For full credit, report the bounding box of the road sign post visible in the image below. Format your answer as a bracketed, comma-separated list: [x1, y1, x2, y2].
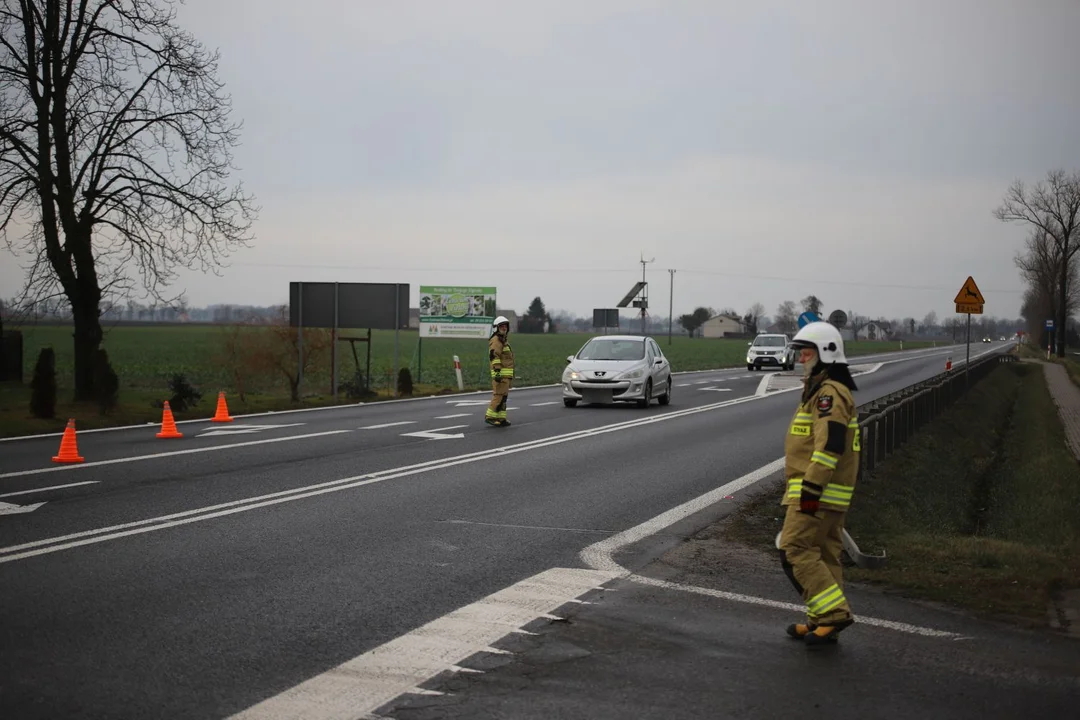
[1046, 319, 1055, 359]
[953, 276, 986, 390]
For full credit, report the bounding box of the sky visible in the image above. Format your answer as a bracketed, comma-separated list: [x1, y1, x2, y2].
[3, 0, 1080, 323]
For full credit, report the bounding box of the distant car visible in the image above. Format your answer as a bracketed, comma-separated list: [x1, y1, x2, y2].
[999, 336, 1006, 341]
[562, 335, 672, 408]
[746, 333, 795, 371]
[982, 337, 991, 343]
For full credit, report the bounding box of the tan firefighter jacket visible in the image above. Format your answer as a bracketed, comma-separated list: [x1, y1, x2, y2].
[783, 372, 861, 513]
[489, 334, 515, 379]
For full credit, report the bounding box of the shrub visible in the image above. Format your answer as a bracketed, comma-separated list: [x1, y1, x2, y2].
[92, 348, 120, 414]
[397, 367, 414, 396]
[29, 347, 57, 419]
[167, 373, 202, 412]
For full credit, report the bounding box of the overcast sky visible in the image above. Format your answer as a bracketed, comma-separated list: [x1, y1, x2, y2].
[4, 0, 1080, 323]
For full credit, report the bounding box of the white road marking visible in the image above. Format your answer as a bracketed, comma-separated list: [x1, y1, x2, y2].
[401, 426, 467, 440]
[0, 501, 46, 516]
[0, 431, 353, 481]
[700, 387, 732, 392]
[0, 481, 99, 498]
[676, 383, 691, 387]
[0, 393, 777, 563]
[693, 380, 709, 385]
[196, 423, 306, 438]
[579, 458, 964, 639]
[359, 421, 417, 430]
[226, 567, 618, 720]
[447, 400, 491, 407]
[530, 401, 560, 407]
[435, 413, 472, 419]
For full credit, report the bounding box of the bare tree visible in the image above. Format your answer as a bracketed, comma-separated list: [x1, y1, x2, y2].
[744, 302, 766, 335]
[921, 311, 938, 334]
[994, 170, 1080, 356]
[846, 311, 869, 341]
[800, 295, 823, 316]
[775, 300, 797, 334]
[0, 0, 258, 399]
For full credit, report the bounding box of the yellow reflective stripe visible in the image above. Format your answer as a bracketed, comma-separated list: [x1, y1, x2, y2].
[807, 584, 845, 616]
[491, 370, 515, 377]
[848, 420, 859, 428]
[811, 451, 838, 469]
[786, 478, 803, 499]
[821, 484, 853, 507]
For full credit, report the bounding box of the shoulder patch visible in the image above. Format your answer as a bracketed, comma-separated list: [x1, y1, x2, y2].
[816, 394, 834, 414]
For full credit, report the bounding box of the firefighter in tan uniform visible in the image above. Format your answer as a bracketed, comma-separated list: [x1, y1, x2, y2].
[778, 321, 861, 646]
[486, 316, 515, 427]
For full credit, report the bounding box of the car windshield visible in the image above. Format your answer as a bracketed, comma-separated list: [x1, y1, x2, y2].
[753, 336, 786, 347]
[578, 339, 646, 361]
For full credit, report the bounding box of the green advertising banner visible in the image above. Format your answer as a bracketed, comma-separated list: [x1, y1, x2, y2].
[419, 286, 497, 338]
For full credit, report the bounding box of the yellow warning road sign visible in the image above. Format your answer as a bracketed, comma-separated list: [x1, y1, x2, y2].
[954, 276, 985, 305]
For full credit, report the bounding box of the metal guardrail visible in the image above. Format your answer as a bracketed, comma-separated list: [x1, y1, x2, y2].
[856, 351, 1018, 479]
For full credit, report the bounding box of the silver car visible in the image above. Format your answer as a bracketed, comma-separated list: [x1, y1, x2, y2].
[746, 333, 795, 371]
[562, 335, 672, 408]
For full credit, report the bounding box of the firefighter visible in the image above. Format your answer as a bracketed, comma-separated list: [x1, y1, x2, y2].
[486, 316, 515, 427]
[778, 321, 861, 646]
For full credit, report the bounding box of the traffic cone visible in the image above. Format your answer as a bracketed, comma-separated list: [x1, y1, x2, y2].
[156, 401, 183, 439]
[211, 391, 233, 422]
[52, 419, 85, 463]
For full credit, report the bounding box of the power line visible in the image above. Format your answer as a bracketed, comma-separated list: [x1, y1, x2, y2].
[228, 261, 1025, 294]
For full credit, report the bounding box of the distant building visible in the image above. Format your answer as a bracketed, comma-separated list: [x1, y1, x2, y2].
[863, 321, 892, 341]
[701, 313, 745, 339]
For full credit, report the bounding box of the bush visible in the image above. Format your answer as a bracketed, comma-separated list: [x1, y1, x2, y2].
[167, 373, 202, 412]
[342, 370, 375, 401]
[397, 367, 414, 396]
[29, 347, 57, 419]
[92, 348, 120, 414]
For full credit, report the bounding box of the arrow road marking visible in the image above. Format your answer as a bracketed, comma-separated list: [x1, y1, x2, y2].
[197, 423, 306, 438]
[0, 501, 46, 516]
[401, 425, 467, 440]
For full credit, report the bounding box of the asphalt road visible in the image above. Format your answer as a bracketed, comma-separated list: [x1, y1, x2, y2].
[0, 341, 1033, 718]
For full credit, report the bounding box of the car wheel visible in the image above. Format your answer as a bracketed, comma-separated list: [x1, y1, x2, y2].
[747, 364, 754, 371]
[637, 380, 652, 408]
[658, 377, 672, 406]
[563, 399, 578, 408]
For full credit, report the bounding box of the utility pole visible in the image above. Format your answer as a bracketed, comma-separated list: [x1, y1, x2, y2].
[639, 252, 654, 335]
[668, 269, 676, 345]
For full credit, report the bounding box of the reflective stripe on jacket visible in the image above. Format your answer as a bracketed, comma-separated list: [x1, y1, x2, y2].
[783, 376, 860, 512]
[489, 335, 515, 378]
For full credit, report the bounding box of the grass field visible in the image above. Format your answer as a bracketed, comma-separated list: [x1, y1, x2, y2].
[0, 322, 945, 436]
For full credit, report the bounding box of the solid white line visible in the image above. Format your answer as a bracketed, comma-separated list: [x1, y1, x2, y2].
[434, 413, 472, 419]
[529, 402, 560, 407]
[578, 458, 964, 639]
[0, 431, 353, 481]
[0, 481, 100, 498]
[227, 567, 619, 719]
[359, 421, 416, 430]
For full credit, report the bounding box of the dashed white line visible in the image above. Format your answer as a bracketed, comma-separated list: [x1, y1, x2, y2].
[359, 422, 417, 430]
[0, 481, 100, 498]
[434, 414, 472, 420]
[530, 401, 561, 407]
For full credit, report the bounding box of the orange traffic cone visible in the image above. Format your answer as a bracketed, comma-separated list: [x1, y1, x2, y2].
[211, 391, 233, 423]
[52, 418, 85, 463]
[156, 401, 183, 439]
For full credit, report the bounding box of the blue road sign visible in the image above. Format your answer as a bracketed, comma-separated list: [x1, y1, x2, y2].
[798, 311, 821, 329]
[1046, 319, 1055, 329]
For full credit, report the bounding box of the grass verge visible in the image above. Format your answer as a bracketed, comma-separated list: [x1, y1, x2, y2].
[723, 362, 1080, 629]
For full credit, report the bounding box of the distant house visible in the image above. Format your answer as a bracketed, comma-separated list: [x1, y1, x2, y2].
[863, 321, 892, 341]
[701, 313, 745, 339]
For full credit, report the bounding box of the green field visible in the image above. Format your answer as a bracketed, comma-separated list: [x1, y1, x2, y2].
[0, 322, 946, 436]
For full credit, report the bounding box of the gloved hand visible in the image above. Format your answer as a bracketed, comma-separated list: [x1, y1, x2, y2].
[493, 370, 503, 381]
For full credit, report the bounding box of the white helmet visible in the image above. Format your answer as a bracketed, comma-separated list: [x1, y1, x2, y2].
[492, 315, 510, 333]
[791, 321, 847, 364]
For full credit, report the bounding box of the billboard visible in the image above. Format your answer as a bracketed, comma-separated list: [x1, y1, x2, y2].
[420, 286, 497, 338]
[289, 282, 409, 330]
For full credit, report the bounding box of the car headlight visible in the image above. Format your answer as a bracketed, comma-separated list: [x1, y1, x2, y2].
[618, 368, 645, 380]
[563, 368, 581, 381]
